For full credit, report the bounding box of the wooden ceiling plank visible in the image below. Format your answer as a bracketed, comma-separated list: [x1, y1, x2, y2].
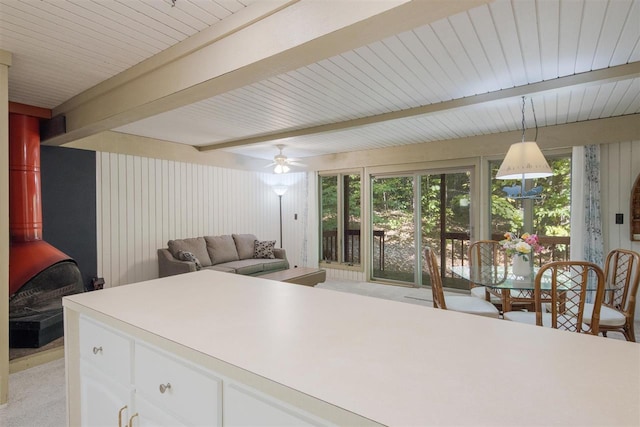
[592, 0, 633, 69]
[610, 0, 640, 64]
[537, 0, 560, 81]
[468, 4, 513, 90]
[198, 62, 640, 151]
[448, 11, 500, 93]
[489, 1, 527, 87]
[574, 0, 608, 73]
[412, 24, 468, 99]
[44, 0, 490, 146]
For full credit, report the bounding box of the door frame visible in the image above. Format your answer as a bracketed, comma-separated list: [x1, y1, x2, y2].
[369, 164, 477, 287]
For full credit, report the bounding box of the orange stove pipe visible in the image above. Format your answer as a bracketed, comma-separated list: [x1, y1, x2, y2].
[9, 113, 72, 296]
[9, 113, 42, 242]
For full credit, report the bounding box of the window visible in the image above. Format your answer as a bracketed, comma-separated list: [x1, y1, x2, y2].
[490, 156, 571, 264]
[319, 173, 361, 265]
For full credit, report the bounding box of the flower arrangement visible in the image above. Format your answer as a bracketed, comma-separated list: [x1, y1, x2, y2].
[500, 232, 544, 261]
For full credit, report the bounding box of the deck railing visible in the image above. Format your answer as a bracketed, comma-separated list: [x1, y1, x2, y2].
[442, 232, 570, 275]
[322, 230, 570, 274]
[322, 230, 385, 267]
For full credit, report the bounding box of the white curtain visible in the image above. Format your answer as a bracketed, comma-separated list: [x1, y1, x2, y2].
[570, 145, 604, 266]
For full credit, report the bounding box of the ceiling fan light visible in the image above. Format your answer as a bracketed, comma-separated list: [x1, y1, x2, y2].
[274, 164, 290, 174]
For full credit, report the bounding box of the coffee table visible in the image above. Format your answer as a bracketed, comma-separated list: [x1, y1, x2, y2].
[260, 267, 326, 287]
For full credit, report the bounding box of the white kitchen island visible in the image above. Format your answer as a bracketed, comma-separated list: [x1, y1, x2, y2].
[64, 270, 640, 426]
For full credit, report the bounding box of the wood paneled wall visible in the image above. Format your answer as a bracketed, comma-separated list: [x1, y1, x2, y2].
[95, 141, 639, 291]
[600, 140, 640, 320]
[96, 152, 309, 288]
[601, 140, 640, 254]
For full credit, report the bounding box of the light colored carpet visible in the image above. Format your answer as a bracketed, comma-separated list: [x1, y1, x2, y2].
[0, 278, 636, 426]
[0, 357, 66, 427]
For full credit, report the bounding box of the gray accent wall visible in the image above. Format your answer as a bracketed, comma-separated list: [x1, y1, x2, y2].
[40, 146, 97, 291]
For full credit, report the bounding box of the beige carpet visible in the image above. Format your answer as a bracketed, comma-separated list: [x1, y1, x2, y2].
[0, 279, 637, 426]
[0, 357, 66, 427]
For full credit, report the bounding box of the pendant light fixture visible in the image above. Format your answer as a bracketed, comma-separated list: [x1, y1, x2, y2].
[496, 96, 552, 198]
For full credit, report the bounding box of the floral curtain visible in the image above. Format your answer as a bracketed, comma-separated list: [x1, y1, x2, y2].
[570, 145, 604, 264]
[582, 145, 604, 266]
[570, 145, 603, 300]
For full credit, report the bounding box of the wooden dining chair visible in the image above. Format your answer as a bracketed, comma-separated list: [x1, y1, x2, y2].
[504, 261, 605, 335]
[583, 249, 640, 341]
[424, 247, 500, 318]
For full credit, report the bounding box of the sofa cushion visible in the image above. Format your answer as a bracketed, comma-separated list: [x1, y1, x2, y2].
[204, 265, 237, 274]
[232, 234, 258, 260]
[219, 259, 266, 275]
[205, 235, 240, 265]
[254, 240, 276, 259]
[261, 259, 289, 272]
[167, 237, 212, 267]
[177, 251, 202, 270]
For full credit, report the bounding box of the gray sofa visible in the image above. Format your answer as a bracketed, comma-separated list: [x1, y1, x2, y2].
[158, 233, 289, 278]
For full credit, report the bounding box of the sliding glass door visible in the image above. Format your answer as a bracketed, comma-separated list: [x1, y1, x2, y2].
[420, 172, 471, 290]
[371, 176, 415, 282]
[371, 170, 471, 289]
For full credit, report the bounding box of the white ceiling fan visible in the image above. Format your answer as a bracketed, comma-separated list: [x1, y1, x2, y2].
[266, 145, 304, 174]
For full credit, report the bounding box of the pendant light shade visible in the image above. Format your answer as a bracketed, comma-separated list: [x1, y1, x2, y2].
[496, 141, 553, 179]
[496, 96, 553, 180]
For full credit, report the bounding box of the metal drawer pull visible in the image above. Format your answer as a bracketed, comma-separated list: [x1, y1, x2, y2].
[128, 413, 139, 426]
[159, 382, 172, 394]
[92, 346, 102, 354]
[118, 405, 127, 427]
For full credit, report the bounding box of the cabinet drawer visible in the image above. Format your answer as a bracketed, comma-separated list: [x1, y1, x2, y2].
[79, 316, 132, 385]
[134, 342, 222, 426]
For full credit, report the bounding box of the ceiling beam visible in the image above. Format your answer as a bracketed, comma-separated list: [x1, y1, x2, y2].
[44, 0, 489, 146]
[8, 102, 51, 119]
[198, 62, 640, 151]
[301, 114, 640, 171]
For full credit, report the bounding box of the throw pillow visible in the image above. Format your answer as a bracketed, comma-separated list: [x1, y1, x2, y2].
[254, 240, 276, 259]
[167, 237, 212, 267]
[177, 251, 202, 270]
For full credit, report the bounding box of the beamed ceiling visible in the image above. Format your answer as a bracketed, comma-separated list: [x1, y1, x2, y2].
[1, 0, 639, 170]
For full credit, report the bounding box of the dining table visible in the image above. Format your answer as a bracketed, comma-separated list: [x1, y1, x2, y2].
[450, 264, 604, 312]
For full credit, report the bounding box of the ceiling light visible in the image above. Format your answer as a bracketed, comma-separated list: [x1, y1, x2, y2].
[274, 164, 290, 174]
[496, 96, 552, 181]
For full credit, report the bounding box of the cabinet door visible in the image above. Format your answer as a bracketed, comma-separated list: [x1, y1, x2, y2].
[80, 362, 133, 427]
[224, 383, 330, 426]
[130, 395, 186, 427]
[134, 342, 222, 426]
[79, 315, 132, 386]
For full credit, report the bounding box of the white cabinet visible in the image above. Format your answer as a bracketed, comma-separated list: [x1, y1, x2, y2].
[224, 382, 326, 426]
[74, 315, 335, 426]
[79, 363, 132, 427]
[79, 316, 133, 427]
[133, 342, 222, 426]
[78, 316, 222, 426]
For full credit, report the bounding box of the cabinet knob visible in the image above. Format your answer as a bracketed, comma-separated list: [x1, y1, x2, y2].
[92, 346, 103, 355]
[159, 382, 172, 394]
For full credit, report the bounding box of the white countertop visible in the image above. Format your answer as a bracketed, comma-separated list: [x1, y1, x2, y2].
[64, 270, 640, 426]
